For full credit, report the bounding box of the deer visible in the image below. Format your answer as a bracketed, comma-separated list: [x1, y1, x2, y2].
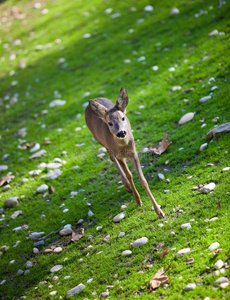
[85, 87, 165, 219]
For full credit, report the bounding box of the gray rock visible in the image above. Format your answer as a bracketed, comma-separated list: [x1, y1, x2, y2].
[36, 184, 48, 193]
[18, 269, 24, 275]
[25, 261, 33, 268]
[17, 127, 27, 137]
[50, 265, 63, 273]
[121, 250, 132, 256]
[170, 7, 180, 16]
[0, 165, 8, 172]
[184, 283, 196, 291]
[118, 232, 125, 237]
[4, 197, 18, 208]
[207, 122, 230, 139]
[28, 170, 42, 176]
[132, 237, 148, 248]
[222, 167, 230, 172]
[113, 211, 126, 223]
[29, 150, 46, 159]
[208, 242, 219, 250]
[199, 95, 211, 103]
[29, 143, 40, 153]
[66, 283, 85, 297]
[178, 112, 194, 125]
[21, 178, 29, 184]
[2, 154, 10, 161]
[100, 291, 109, 298]
[214, 277, 229, 286]
[214, 260, 224, 269]
[47, 169, 62, 180]
[3, 184, 10, 191]
[59, 227, 72, 236]
[53, 247, 62, 253]
[29, 232, 45, 240]
[33, 248, 39, 254]
[10, 210, 22, 219]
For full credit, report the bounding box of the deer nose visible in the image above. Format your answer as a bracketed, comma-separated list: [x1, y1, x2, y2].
[117, 130, 127, 138]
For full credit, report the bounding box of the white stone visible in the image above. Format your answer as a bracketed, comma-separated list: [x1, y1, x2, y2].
[29, 232, 45, 240]
[181, 223, 191, 230]
[88, 210, 94, 217]
[144, 5, 153, 12]
[25, 261, 33, 268]
[36, 184, 48, 193]
[208, 242, 219, 250]
[208, 29, 218, 37]
[222, 167, 230, 172]
[28, 170, 42, 176]
[10, 210, 22, 219]
[176, 248, 190, 257]
[121, 250, 132, 256]
[49, 291, 57, 296]
[184, 283, 196, 291]
[142, 147, 149, 154]
[152, 66, 158, 71]
[199, 95, 211, 103]
[49, 100, 66, 108]
[66, 284, 85, 297]
[47, 169, 62, 180]
[170, 8, 180, 16]
[59, 227, 72, 236]
[30, 149, 46, 159]
[132, 237, 148, 248]
[33, 248, 39, 254]
[169, 67, 175, 72]
[50, 265, 63, 273]
[178, 112, 194, 125]
[46, 163, 62, 169]
[30, 143, 40, 153]
[100, 291, 109, 297]
[82, 33, 91, 39]
[158, 173, 165, 180]
[53, 247, 63, 253]
[87, 278, 93, 283]
[200, 143, 208, 151]
[214, 260, 224, 269]
[200, 182, 216, 193]
[113, 211, 126, 223]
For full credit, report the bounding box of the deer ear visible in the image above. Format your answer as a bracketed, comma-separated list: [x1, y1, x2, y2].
[89, 100, 108, 120]
[115, 87, 129, 113]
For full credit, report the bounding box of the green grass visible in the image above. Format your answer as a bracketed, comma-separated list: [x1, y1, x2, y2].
[0, 0, 230, 299]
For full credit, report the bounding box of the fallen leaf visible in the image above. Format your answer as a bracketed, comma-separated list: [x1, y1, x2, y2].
[149, 133, 172, 155]
[199, 116, 206, 123]
[182, 88, 194, 94]
[213, 248, 223, 255]
[42, 141, 52, 145]
[186, 258, 194, 264]
[49, 186, 55, 194]
[21, 143, 35, 150]
[218, 201, 221, 209]
[161, 249, 169, 258]
[0, 174, 15, 186]
[71, 228, 85, 242]
[154, 242, 165, 251]
[150, 267, 170, 291]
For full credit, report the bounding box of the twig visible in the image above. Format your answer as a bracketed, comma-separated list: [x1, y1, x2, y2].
[59, 62, 95, 72]
[38, 228, 62, 241]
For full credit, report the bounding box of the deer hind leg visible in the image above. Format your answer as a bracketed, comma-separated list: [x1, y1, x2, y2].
[130, 153, 165, 218]
[117, 158, 143, 206]
[112, 157, 132, 193]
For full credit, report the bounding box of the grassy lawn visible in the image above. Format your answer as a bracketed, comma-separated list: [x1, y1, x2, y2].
[0, 0, 230, 299]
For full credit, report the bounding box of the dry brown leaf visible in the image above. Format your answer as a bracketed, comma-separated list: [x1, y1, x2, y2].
[213, 248, 223, 255]
[0, 174, 15, 186]
[71, 228, 85, 242]
[49, 186, 55, 194]
[21, 143, 35, 150]
[161, 249, 169, 258]
[154, 242, 165, 251]
[182, 88, 194, 94]
[150, 267, 170, 291]
[199, 116, 206, 123]
[42, 141, 52, 145]
[218, 201, 221, 209]
[149, 133, 172, 156]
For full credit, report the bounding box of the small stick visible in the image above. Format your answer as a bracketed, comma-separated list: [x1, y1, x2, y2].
[38, 228, 62, 241]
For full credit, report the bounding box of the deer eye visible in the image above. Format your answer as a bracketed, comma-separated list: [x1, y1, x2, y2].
[108, 122, 113, 126]
[122, 117, 125, 121]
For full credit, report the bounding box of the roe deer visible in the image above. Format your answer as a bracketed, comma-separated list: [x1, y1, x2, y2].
[85, 87, 165, 218]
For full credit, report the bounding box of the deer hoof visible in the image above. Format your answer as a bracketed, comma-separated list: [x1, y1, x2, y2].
[157, 210, 165, 219]
[125, 187, 132, 193]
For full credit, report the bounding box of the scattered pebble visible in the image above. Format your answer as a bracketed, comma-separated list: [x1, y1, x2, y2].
[170, 8, 180, 16]
[59, 227, 72, 236]
[200, 143, 208, 151]
[29, 232, 45, 240]
[121, 250, 132, 256]
[0, 165, 8, 172]
[118, 232, 125, 237]
[66, 283, 85, 297]
[30, 143, 40, 153]
[214, 260, 224, 269]
[113, 211, 126, 223]
[53, 247, 63, 253]
[199, 95, 211, 103]
[100, 291, 109, 298]
[186, 258, 194, 264]
[180, 223, 191, 230]
[36, 184, 48, 193]
[49, 291, 57, 296]
[4, 197, 18, 208]
[144, 5, 153, 12]
[25, 261, 33, 269]
[158, 173, 165, 180]
[50, 265, 63, 273]
[222, 167, 230, 172]
[132, 237, 148, 248]
[47, 169, 62, 180]
[208, 29, 218, 37]
[208, 242, 220, 250]
[176, 248, 190, 257]
[178, 112, 194, 125]
[33, 248, 39, 254]
[200, 182, 216, 193]
[214, 277, 229, 286]
[49, 100, 66, 108]
[30, 149, 46, 159]
[184, 283, 196, 291]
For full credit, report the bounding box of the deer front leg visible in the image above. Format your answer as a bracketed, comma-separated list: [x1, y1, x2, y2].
[112, 157, 132, 193]
[117, 158, 143, 206]
[130, 153, 165, 218]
